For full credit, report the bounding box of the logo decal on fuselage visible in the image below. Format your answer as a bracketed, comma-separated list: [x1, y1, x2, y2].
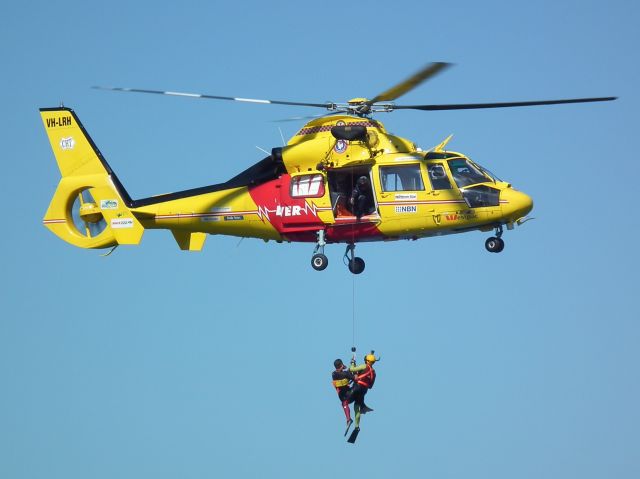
[395, 205, 417, 213]
[256, 202, 320, 222]
[59, 137, 75, 150]
[334, 139, 347, 154]
[100, 199, 118, 210]
[445, 211, 478, 221]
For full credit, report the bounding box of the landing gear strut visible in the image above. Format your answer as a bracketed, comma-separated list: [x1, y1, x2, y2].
[344, 243, 365, 275]
[310, 232, 367, 273]
[485, 225, 505, 253]
[311, 229, 328, 271]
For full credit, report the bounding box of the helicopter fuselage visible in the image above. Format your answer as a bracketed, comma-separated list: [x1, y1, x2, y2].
[132, 115, 533, 244]
[41, 108, 533, 268]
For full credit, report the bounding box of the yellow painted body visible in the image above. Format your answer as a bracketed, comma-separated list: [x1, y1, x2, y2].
[41, 108, 533, 252]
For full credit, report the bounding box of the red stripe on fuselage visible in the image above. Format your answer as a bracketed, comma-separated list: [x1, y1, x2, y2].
[283, 221, 383, 243]
[248, 174, 325, 233]
[247, 175, 383, 242]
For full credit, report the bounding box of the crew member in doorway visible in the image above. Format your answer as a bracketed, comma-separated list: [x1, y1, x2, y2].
[347, 353, 377, 433]
[332, 359, 354, 430]
[350, 176, 371, 219]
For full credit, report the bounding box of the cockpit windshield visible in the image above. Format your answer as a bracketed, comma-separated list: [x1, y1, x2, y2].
[447, 158, 491, 187]
[477, 164, 502, 183]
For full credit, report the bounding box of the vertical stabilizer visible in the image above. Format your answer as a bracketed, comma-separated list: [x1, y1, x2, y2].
[40, 107, 144, 249]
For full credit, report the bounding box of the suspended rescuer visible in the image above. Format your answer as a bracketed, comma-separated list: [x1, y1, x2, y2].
[347, 352, 377, 434]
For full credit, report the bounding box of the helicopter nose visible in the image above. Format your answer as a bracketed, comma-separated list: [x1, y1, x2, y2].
[502, 188, 533, 221]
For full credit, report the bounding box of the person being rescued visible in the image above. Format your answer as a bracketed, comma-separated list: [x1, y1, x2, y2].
[332, 359, 354, 430]
[346, 352, 377, 433]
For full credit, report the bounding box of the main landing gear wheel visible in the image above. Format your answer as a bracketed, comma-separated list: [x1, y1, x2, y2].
[348, 257, 366, 274]
[311, 253, 328, 271]
[344, 243, 365, 274]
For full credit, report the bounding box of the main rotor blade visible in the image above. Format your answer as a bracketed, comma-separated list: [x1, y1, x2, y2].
[92, 86, 332, 109]
[368, 62, 452, 105]
[393, 96, 617, 111]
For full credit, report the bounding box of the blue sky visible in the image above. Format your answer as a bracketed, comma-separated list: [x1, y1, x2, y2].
[1, 1, 638, 478]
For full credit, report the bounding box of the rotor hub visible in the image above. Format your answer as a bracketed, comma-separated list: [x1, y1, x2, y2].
[78, 201, 103, 224]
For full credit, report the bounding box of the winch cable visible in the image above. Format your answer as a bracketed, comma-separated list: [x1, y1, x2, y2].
[350, 169, 357, 354]
[352, 271, 356, 350]
[350, 274, 357, 364]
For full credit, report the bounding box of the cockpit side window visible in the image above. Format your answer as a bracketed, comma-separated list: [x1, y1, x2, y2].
[379, 164, 424, 192]
[447, 158, 489, 187]
[427, 163, 452, 190]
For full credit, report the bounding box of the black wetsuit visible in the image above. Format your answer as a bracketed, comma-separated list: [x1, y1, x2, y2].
[350, 184, 369, 218]
[332, 368, 354, 424]
[332, 369, 354, 402]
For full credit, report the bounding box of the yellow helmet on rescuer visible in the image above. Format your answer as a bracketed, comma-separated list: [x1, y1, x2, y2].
[365, 354, 377, 363]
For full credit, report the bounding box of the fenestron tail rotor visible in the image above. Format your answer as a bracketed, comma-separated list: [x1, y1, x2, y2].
[71, 189, 107, 239]
[93, 62, 616, 117]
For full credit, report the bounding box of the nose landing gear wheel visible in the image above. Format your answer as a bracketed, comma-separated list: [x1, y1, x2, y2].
[485, 236, 505, 253]
[348, 257, 366, 274]
[311, 253, 329, 271]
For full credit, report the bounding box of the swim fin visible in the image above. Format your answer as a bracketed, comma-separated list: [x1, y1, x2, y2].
[344, 419, 353, 437]
[347, 427, 360, 444]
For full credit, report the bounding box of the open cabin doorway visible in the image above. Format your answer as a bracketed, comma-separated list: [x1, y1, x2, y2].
[327, 167, 377, 219]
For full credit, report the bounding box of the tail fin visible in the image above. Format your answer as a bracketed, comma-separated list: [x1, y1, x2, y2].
[40, 107, 144, 249]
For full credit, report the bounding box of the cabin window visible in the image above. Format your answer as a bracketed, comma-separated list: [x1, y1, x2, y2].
[427, 163, 452, 190]
[290, 174, 325, 198]
[379, 164, 424, 192]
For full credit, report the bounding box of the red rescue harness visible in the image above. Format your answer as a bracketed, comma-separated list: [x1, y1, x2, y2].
[355, 364, 376, 389]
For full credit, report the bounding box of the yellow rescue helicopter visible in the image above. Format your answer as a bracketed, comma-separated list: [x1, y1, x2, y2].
[41, 63, 615, 273]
